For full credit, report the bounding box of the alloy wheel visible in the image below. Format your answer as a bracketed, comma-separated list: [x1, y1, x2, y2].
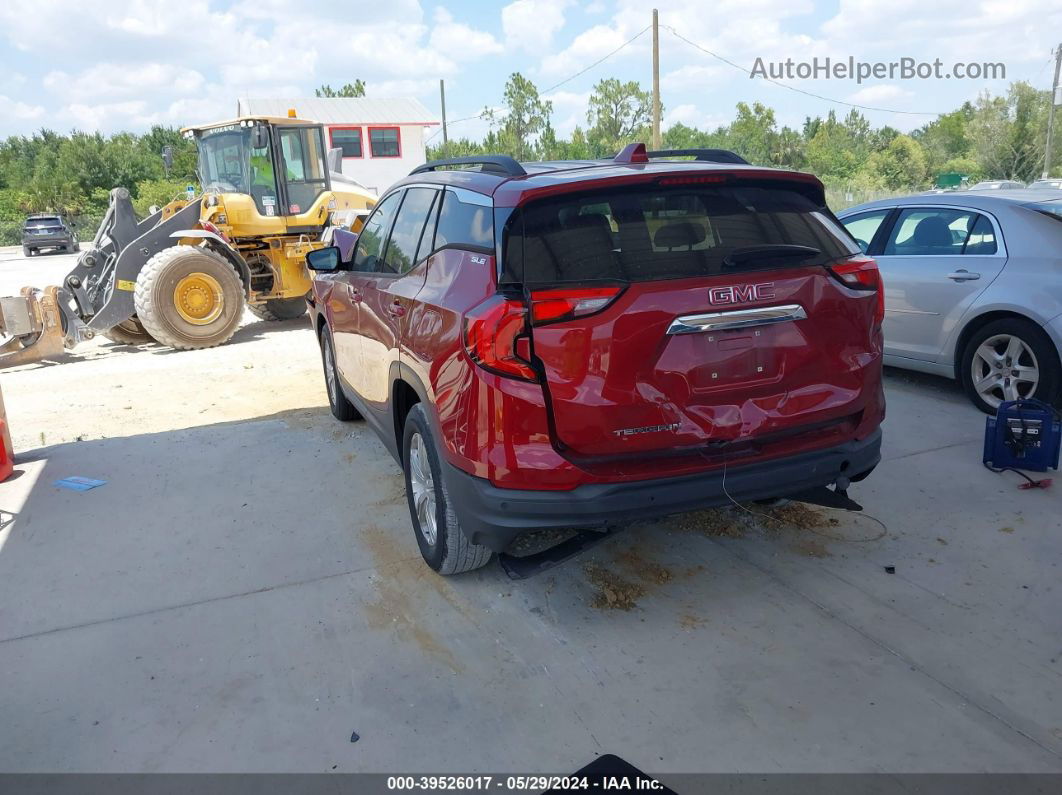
[971, 333, 1040, 409]
[408, 432, 438, 546]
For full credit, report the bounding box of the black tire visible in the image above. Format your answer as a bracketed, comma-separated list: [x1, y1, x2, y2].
[102, 317, 154, 346]
[402, 404, 492, 575]
[319, 325, 360, 421]
[247, 296, 307, 321]
[22, 246, 30, 257]
[960, 317, 1060, 414]
[134, 245, 245, 350]
[73, 242, 81, 252]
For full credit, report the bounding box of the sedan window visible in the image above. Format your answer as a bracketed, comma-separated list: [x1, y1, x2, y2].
[884, 208, 984, 256]
[841, 210, 890, 253]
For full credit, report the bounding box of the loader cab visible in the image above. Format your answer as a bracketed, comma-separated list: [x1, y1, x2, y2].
[192, 118, 331, 220]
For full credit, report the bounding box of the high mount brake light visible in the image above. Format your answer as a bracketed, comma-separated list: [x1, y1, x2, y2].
[657, 175, 729, 186]
[530, 286, 623, 325]
[463, 295, 537, 381]
[829, 256, 884, 325]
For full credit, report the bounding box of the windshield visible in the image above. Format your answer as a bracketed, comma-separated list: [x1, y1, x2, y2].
[24, 217, 61, 228]
[197, 126, 278, 216]
[1028, 200, 1062, 221]
[502, 183, 856, 285]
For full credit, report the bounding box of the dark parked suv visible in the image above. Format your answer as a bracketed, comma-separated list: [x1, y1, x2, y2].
[22, 214, 79, 256]
[306, 144, 885, 575]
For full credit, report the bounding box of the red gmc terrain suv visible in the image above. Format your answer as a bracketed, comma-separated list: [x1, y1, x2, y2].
[306, 144, 884, 576]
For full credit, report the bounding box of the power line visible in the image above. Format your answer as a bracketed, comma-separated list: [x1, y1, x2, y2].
[663, 24, 942, 117]
[425, 25, 651, 145]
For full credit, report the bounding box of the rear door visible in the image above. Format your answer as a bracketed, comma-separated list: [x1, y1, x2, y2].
[873, 206, 1006, 362]
[504, 179, 879, 459]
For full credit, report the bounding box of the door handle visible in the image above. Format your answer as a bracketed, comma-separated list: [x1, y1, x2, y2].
[388, 300, 407, 317]
[947, 270, 981, 282]
[346, 284, 362, 303]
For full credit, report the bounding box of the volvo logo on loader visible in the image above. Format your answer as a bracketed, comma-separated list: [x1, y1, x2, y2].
[708, 282, 775, 306]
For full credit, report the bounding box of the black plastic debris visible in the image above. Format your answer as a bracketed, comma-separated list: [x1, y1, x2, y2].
[350, 731, 360, 743]
[884, 565, 896, 574]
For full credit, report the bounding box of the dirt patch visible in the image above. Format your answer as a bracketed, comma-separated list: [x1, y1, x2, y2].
[674, 508, 745, 538]
[584, 563, 646, 611]
[679, 613, 708, 631]
[765, 502, 835, 530]
[999, 526, 1016, 534]
[614, 546, 673, 585]
[506, 528, 581, 557]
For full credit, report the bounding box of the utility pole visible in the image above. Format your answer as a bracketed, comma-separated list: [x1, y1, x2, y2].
[439, 79, 449, 146]
[652, 9, 661, 150]
[1044, 44, 1062, 178]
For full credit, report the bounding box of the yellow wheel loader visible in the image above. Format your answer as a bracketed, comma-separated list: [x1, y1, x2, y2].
[0, 113, 376, 364]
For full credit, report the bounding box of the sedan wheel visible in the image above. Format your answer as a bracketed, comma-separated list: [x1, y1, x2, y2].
[961, 318, 1060, 414]
[971, 333, 1039, 408]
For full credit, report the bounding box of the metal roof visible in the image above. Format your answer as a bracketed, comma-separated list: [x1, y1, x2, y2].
[236, 97, 439, 126]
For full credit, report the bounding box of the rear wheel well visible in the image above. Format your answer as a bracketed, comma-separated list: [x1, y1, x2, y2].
[392, 379, 421, 453]
[954, 311, 1045, 371]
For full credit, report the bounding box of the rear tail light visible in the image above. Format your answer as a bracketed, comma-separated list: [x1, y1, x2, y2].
[829, 256, 884, 325]
[529, 286, 623, 326]
[463, 295, 537, 381]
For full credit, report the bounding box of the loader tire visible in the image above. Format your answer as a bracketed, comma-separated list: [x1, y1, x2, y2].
[134, 245, 245, 351]
[102, 317, 154, 346]
[247, 297, 307, 322]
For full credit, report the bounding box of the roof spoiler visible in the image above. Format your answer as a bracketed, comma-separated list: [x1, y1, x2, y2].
[410, 155, 526, 177]
[613, 143, 749, 165]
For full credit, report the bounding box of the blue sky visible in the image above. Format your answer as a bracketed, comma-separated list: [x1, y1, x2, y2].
[0, 0, 1058, 141]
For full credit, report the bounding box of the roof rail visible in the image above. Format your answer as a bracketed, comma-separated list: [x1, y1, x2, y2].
[410, 155, 526, 177]
[646, 148, 749, 165]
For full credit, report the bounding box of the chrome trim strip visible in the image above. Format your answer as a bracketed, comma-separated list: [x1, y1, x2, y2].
[667, 304, 807, 335]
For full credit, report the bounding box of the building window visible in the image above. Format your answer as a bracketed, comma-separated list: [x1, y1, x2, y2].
[369, 127, 401, 158]
[330, 127, 362, 158]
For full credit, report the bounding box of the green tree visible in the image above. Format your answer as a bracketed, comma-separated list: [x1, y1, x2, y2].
[315, 81, 366, 98]
[485, 73, 552, 161]
[866, 134, 929, 189]
[968, 82, 1049, 181]
[585, 78, 653, 157]
[725, 102, 777, 165]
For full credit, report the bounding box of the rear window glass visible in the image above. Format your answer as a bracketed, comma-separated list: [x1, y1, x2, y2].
[1029, 201, 1062, 220]
[434, 190, 494, 251]
[26, 217, 60, 227]
[502, 184, 856, 285]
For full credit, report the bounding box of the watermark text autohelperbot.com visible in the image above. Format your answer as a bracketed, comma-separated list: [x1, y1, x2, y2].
[750, 57, 1005, 82]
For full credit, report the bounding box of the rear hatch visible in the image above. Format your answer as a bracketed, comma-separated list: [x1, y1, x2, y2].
[501, 174, 882, 461]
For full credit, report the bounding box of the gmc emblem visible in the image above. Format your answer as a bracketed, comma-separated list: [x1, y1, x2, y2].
[708, 282, 775, 305]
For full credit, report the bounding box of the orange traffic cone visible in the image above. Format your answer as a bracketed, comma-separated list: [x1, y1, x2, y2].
[0, 381, 13, 482]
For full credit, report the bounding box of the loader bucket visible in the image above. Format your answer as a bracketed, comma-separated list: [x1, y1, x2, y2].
[0, 287, 69, 368]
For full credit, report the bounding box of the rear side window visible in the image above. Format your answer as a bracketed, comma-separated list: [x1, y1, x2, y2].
[379, 188, 438, 275]
[502, 184, 855, 285]
[434, 190, 494, 251]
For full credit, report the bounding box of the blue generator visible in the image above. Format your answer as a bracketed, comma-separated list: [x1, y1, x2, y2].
[983, 400, 1061, 473]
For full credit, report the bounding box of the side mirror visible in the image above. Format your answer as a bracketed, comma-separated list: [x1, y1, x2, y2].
[306, 246, 342, 272]
[251, 124, 269, 150]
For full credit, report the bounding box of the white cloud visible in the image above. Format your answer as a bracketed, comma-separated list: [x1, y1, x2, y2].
[0, 95, 45, 121]
[846, 84, 914, 105]
[429, 8, 503, 60]
[502, 0, 571, 53]
[44, 64, 205, 101]
[539, 23, 645, 78]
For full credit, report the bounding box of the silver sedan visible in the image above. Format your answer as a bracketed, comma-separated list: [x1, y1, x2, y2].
[838, 190, 1062, 412]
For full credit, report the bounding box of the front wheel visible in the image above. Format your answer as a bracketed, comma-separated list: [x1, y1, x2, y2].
[134, 245, 245, 350]
[319, 326, 360, 421]
[402, 404, 492, 575]
[960, 318, 1060, 413]
[247, 296, 307, 322]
